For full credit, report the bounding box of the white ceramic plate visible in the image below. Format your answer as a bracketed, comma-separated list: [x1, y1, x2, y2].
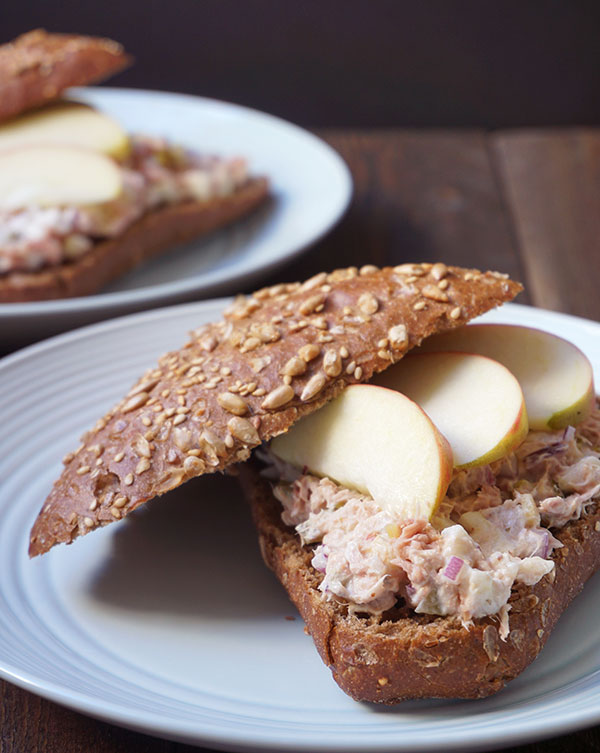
[1, 301, 600, 753]
[0, 87, 352, 349]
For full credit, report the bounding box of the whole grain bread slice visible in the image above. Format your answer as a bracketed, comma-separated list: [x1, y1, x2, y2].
[29, 263, 521, 556]
[0, 177, 269, 302]
[238, 460, 600, 703]
[0, 29, 131, 123]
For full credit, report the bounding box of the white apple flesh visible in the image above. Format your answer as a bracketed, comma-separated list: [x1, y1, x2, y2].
[418, 324, 595, 430]
[271, 384, 453, 521]
[0, 145, 123, 209]
[374, 352, 528, 468]
[0, 101, 130, 159]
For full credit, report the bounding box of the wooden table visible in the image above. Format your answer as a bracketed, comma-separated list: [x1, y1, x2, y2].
[2, 128, 599, 753]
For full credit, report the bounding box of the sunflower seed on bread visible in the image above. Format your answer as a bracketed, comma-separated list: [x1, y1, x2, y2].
[28, 263, 521, 556]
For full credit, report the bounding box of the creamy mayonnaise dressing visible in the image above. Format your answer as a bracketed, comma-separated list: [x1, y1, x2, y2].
[268, 405, 600, 636]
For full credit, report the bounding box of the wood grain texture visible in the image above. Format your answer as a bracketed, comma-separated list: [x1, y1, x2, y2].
[2, 128, 600, 753]
[272, 130, 528, 300]
[0, 679, 177, 752]
[492, 129, 600, 319]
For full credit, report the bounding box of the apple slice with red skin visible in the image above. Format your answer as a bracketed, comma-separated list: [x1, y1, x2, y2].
[374, 351, 528, 468]
[418, 324, 595, 431]
[271, 384, 453, 521]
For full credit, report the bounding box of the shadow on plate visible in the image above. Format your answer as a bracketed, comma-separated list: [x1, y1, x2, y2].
[88, 472, 293, 619]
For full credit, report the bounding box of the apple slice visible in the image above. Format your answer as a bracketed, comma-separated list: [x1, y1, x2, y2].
[271, 384, 453, 521]
[0, 102, 130, 159]
[418, 324, 595, 430]
[374, 352, 528, 468]
[0, 145, 123, 209]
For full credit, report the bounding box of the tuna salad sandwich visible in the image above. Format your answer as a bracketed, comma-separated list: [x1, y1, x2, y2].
[0, 30, 268, 302]
[28, 263, 600, 703]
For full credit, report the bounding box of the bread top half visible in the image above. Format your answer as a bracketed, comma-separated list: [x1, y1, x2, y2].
[29, 263, 522, 556]
[0, 29, 132, 123]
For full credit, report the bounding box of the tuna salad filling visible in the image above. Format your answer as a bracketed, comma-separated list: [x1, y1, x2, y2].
[0, 135, 249, 274]
[266, 403, 600, 637]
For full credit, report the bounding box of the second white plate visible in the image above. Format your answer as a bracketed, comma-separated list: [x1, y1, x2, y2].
[0, 87, 352, 348]
[1, 300, 600, 752]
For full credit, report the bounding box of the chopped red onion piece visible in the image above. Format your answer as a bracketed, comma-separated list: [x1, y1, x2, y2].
[542, 531, 550, 559]
[526, 426, 576, 460]
[443, 556, 464, 581]
[312, 546, 328, 573]
[532, 529, 550, 559]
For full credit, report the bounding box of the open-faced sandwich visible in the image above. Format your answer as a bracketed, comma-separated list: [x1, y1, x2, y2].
[0, 29, 269, 302]
[29, 263, 600, 704]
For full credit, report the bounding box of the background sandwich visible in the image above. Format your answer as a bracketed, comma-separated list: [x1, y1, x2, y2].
[0, 30, 269, 302]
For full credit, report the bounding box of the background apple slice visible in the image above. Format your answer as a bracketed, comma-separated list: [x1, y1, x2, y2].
[374, 352, 528, 468]
[0, 102, 130, 159]
[418, 324, 595, 430]
[0, 145, 123, 209]
[271, 384, 453, 521]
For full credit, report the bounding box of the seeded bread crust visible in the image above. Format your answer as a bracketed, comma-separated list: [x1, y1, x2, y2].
[0, 29, 132, 123]
[29, 263, 521, 556]
[239, 460, 600, 703]
[0, 177, 270, 303]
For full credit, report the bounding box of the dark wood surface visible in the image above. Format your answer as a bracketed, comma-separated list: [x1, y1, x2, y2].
[4, 0, 600, 128]
[1, 128, 599, 753]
